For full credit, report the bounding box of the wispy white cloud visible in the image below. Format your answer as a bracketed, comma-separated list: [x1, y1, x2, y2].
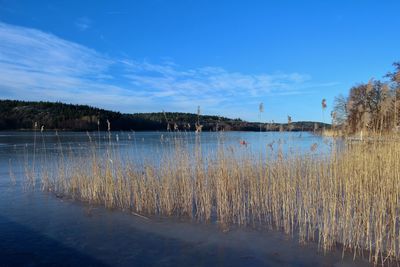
[75, 17, 92, 31]
[0, 22, 336, 119]
[121, 60, 313, 98]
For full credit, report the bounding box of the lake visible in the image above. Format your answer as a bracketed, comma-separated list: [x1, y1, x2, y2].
[0, 131, 368, 266]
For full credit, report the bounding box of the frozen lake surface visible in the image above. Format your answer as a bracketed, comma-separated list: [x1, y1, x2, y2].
[0, 131, 368, 266]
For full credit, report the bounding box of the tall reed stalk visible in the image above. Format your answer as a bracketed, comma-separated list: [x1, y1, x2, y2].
[26, 131, 400, 265]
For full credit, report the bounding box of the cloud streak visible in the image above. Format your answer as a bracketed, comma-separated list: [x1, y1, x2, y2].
[75, 17, 92, 31]
[0, 22, 335, 119]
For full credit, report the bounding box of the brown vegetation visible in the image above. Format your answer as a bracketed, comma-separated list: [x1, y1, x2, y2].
[333, 62, 400, 134]
[23, 130, 400, 266]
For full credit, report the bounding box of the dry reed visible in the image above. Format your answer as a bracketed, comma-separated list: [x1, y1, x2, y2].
[24, 132, 400, 265]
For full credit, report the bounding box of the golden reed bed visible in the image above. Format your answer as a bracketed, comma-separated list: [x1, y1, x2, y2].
[23, 132, 400, 266]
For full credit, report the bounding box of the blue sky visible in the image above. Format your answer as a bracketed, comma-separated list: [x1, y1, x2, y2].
[0, 0, 399, 122]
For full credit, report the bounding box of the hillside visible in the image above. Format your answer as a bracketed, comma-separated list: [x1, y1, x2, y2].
[0, 100, 329, 131]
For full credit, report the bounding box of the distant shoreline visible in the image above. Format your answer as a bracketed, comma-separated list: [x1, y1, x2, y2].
[0, 99, 330, 132]
[0, 129, 317, 133]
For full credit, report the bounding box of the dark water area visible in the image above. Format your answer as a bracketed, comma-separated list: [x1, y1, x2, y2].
[0, 131, 368, 267]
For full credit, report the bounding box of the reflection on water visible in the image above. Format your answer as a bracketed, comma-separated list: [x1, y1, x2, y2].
[0, 131, 367, 267]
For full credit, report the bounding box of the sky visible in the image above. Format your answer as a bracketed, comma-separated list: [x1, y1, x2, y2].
[0, 0, 399, 122]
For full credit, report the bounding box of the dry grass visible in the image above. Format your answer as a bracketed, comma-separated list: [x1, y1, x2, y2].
[25, 132, 400, 265]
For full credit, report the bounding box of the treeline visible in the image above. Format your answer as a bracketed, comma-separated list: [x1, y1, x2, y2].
[0, 100, 327, 131]
[333, 62, 400, 133]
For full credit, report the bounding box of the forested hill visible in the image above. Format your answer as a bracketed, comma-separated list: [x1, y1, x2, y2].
[0, 100, 329, 131]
